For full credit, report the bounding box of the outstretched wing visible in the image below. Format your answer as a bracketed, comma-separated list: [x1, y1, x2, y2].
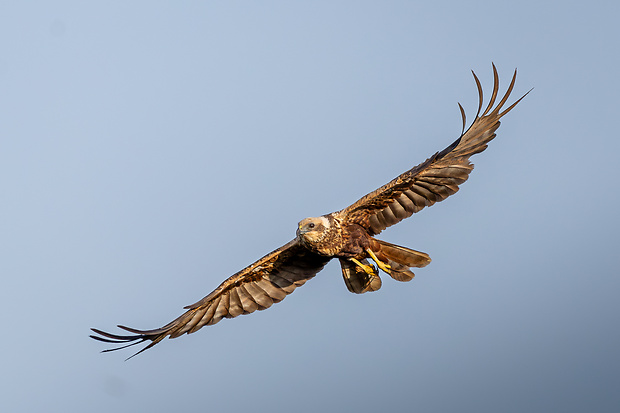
[90, 239, 330, 358]
[340, 65, 528, 235]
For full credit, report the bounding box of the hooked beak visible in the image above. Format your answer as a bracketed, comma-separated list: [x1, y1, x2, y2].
[296, 223, 308, 237]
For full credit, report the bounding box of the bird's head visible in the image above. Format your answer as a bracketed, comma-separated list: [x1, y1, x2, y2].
[296, 216, 330, 244]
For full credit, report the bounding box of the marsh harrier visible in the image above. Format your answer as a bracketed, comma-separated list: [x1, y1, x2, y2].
[91, 65, 528, 358]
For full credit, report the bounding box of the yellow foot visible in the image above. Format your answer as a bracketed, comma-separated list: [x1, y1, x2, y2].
[366, 249, 392, 273]
[349, 258, 376, 275]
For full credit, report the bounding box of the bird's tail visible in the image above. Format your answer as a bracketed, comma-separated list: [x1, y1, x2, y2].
[339, 258, 382, 294]
[375, 239, 431, 282]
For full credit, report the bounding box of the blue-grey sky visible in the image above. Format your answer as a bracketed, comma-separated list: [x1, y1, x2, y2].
[2, 2, 619, 412]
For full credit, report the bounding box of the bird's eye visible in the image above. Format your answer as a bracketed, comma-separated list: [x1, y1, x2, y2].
[308, 223, 315, 229]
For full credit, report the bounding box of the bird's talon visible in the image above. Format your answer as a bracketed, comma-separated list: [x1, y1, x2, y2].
[349, 258, 376, 275]
[366, 249, 392, 273]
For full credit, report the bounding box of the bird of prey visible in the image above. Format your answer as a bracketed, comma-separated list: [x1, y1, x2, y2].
[91, 65, 528, 359]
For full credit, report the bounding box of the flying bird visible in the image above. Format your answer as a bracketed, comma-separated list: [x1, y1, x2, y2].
[91, 65, 528, 359]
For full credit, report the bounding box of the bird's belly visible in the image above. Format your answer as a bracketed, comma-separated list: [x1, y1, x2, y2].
[337, 225, 375, 259]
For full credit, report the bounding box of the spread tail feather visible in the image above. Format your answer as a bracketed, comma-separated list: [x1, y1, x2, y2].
[339, 258, 382, 294]
[375, 239, 431, 282]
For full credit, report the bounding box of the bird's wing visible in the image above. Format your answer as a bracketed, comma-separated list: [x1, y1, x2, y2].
[340, 65, 528, 235]
[90, 239, 330, 358]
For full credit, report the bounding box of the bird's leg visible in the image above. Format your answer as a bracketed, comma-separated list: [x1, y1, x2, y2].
[366, 248, 392, 273]
[349, 258, 376, 275]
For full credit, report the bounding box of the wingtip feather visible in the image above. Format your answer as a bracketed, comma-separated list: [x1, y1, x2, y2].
[458, 102, 466, 135]
[471, 70, 484, 118]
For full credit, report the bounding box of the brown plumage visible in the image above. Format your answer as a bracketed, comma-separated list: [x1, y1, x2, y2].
[91, 65, 528, 358]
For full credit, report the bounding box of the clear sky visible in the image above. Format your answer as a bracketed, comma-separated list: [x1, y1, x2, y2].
[1, 1, 619, 412]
